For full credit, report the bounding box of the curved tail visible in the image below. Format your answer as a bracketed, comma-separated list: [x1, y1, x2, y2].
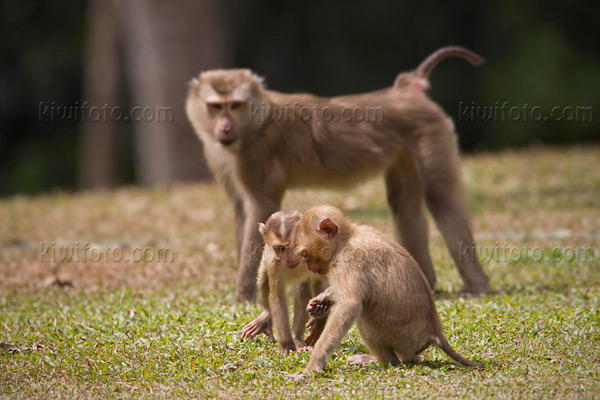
[433, 335, 484, 368]
[416, 46, 485, 79]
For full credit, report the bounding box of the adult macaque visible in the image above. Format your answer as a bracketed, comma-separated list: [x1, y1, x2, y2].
[240, 210, 329, 352]
[294, 205, 483, 374]
[186, 46, 489, 302]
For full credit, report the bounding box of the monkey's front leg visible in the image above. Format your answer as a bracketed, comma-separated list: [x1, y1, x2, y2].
[241, 247, 277, 342]
[235, 200, 280, 302]
[232, 197, 245, 258]
[304, 301, 361, 373]
[223, 184, 245, 259]
[269, 284, 296, 353]
[240, 310, 276, 342]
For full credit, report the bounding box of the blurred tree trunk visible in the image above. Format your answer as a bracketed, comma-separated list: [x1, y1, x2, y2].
[80, 0, 232, 188]
[79, 0, 120, 188]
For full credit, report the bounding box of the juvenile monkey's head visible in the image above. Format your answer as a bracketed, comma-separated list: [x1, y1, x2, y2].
[259, 210, 303, 269]
[186, 69, 268, 148]
[294, 205, 352, 275]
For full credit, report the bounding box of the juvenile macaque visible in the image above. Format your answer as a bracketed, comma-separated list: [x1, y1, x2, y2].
[186, 46, 489, 302]
[240, 210, 329, 352]
[294, 205, 483, 374]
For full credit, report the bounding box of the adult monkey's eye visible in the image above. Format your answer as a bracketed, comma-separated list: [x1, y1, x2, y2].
[230, 101, 243, 111]
[208, 103, 223, 111]
[273, 246, 286, 252]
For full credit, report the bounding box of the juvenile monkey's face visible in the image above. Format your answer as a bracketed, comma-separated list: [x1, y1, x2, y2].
[298, 247, 332, 275]
[259, 211, 303, 269]
[294, 206, 345, 275]
[294, 223, 337, 276]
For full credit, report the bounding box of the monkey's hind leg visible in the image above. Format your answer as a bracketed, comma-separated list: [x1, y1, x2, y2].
[357, 318, 403, 366]
[384, 148, 436, 289]
[347, 354, 377, 366]
[414, 123, 488, 294]
[304, 316, 327, 346]
[348, 347, 401, 366]
[394, 350, 422, 365]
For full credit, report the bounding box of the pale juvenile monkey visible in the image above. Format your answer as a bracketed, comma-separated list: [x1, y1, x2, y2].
[240, 210, 329, 352]
[293, 205, 483, 374]
[186, 46, 489, 302]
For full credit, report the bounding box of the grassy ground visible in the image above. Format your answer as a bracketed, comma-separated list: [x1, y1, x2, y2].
[1, 146, 599, 399]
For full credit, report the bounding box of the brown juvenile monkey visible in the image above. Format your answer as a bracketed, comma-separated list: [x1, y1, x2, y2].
[293, 204, 483, 374]
[240, 210, 329, 352]
[186, 46, 489, 302]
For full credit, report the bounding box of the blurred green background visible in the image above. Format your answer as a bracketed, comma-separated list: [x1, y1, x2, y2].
[1, 0, 598, 196]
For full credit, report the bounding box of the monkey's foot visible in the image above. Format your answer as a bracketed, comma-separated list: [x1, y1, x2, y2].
[293, 337, 308, 349]
[347, 354, 377, 366]
[297, 346, 313, 352]
[280, 340, 299, 354]
[234, 286, 256, 304]
[460, 274, 489, 296]
[240, 316, 275, 342]
[459, 285, 488, 297]
[306, 293, 334, 318]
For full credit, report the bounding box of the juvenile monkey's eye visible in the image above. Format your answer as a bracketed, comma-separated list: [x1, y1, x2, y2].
[230, 102, 243, 110]
[273, 246, 286, 252]
[301, 250, 309, 258]
[208, 103, 223, 111]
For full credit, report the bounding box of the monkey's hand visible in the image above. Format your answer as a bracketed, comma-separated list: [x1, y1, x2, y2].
[240, 313, 276, 343]
[290, 372, 306, 382]
[304, 317, 327, 346]
[306, 292, 334, 318]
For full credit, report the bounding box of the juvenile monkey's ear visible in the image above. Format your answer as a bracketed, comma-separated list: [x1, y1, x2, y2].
[258, 222, 266, 237]
[319, 218, 338, 239]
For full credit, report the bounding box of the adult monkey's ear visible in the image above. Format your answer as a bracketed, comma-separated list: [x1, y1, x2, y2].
[199, 83, 220, 103]
[318, 218, 338, 239]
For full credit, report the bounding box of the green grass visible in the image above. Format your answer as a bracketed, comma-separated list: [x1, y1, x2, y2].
[1, 145, 599, 398]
